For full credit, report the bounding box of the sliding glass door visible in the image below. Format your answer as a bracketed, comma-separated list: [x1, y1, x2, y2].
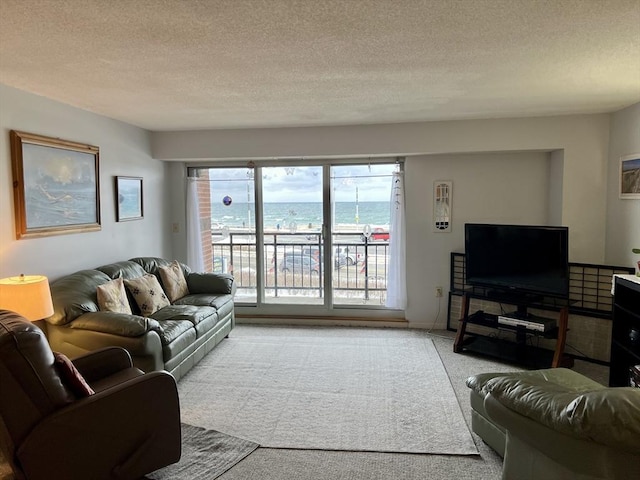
[190, 160, 401, 312]
[262, 165, 324, 305]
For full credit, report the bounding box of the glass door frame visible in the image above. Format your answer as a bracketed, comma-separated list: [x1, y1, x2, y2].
[189, 157, 403, 317]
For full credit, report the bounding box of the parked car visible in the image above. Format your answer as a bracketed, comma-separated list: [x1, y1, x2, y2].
[361, 228, 390, 242]
[334, 246, 362, 266]
[302, 247, 347, 269]
[280, 254, 320, 274]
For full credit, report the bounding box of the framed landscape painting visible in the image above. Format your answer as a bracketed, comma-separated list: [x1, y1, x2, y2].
[116, 176, 143, 221]
[620, 154, 640, 199]
[10, 130, 101, 239]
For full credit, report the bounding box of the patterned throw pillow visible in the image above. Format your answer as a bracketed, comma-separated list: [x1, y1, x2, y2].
[158, 260, 189, 302]
[96, 277, 132, 314]
[124, 274, 170, 316]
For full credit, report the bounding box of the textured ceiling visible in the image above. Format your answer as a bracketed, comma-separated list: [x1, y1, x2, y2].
[0, 0, 639, 131]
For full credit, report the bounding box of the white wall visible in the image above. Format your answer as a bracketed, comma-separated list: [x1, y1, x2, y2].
[154, 114, 610, 265]
[155, 115, 611, 328]
[0, 85, 170, 280]
[152, 115, 609, 327]
[0, 82, 618, 329]
[606, 102, 640, 269]
[404, 152, 552, 326]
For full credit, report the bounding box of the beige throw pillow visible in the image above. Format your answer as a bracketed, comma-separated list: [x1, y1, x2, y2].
[158, 260, 189, 302]
[124, 274, 170, 316]
[96, 277, 132, 314]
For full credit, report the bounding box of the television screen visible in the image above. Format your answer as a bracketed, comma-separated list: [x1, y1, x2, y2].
[464, 223, 569, 298]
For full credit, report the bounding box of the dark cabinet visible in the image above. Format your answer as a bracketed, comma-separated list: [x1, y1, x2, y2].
[609, 276, 640, 387]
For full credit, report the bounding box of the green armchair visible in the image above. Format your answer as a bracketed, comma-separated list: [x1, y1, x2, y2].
[467, 368, 640, 480]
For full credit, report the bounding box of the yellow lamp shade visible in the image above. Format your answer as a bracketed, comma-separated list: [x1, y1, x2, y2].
[0, 275, 54, 321]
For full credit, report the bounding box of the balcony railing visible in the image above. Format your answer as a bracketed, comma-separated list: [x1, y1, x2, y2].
[211, 231, 389, 304]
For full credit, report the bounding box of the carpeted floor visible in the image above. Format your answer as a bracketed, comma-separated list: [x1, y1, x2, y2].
[177, 326, 477, 455]
[211, 326, 608, 480]
[0, 326, 609, 480]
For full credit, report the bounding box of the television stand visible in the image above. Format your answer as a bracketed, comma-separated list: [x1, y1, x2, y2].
[453, 291, 571, 368]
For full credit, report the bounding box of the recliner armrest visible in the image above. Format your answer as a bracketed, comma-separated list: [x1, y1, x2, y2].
[17, 370, 181, 480]
[69, 311, 161, 337]
[71, 346, 133, 383]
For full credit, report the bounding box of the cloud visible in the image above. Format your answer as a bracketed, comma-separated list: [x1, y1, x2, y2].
[208, 163, 397, 203]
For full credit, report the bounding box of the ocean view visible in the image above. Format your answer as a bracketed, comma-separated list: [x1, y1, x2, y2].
[212, 201, 390, 229]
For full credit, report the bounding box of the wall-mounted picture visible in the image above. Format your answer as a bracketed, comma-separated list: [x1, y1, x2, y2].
[9, 130, 101, 239]
[116, 176, 143, 221]
[620, 154, 640, 199]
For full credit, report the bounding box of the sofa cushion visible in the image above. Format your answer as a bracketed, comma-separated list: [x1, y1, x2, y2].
[124, 274, 170, 317]
[175, 293, 234, 318]
[159, 324, 197, 363]
[96, 278, 132, 314]
[158, 260, 189, 302]
[48, 270, 111, 325]
[150, 305, 216, 326]
[130, 257, 191, 278]
[155, 320, 194, 346]
[96, 261, 147, 281]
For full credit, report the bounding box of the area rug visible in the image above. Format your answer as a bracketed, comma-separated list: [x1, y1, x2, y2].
[146, 423, 259, 479]
[178, 326, 478, 455]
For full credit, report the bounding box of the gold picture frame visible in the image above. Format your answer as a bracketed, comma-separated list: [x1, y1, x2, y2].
[10, 130, 101, 239]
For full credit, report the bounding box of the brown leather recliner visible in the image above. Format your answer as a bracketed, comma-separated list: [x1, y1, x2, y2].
[0, 309, 181, 480]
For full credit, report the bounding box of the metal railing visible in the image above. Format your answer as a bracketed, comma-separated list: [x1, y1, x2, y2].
[211, 231, 389, 303]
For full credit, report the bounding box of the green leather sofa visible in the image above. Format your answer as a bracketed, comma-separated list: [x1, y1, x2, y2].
[42, 257, 235, 381]
[467, 368, 640, 479]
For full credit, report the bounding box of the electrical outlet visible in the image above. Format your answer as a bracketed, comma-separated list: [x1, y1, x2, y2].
[435, 287, 443, 298]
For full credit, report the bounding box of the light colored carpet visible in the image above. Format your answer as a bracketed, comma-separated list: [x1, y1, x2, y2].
[178, 326, 478, 455]
[146, 423, 258, 480]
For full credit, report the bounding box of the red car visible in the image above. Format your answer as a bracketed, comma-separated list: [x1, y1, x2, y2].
[361, 228, 390, 242]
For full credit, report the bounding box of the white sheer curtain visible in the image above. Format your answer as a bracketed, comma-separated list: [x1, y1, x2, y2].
[186, 177, 205, 272]
[386, 171, 406, 309]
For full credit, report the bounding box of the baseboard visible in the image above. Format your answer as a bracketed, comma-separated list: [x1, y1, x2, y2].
[236, 315, 408, 329]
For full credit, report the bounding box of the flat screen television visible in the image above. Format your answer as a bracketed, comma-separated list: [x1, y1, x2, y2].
[464, 223, 569, 299]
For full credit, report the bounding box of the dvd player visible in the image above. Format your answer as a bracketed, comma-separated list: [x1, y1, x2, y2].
[497, 315, 557, 332]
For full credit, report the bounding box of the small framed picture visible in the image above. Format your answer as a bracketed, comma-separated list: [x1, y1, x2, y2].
[116, 176, 143, 221]
[620, 154, 640, 199]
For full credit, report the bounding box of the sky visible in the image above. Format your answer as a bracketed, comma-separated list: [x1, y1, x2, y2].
[205, 163, 399, 203]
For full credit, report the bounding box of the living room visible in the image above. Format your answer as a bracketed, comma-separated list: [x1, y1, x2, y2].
[0, 1, 639, 479]
[1, 89, 638, 326]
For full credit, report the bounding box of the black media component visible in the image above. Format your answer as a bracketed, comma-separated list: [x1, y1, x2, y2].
[464, 223, 569, 300]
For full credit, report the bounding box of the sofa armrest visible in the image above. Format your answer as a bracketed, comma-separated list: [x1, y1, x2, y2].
[69, 312, 161, 337]
[71, 347, 133, 383]
[187, 272, 235, 295]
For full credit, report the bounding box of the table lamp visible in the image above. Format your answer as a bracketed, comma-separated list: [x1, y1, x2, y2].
[0, 274, 54, 321]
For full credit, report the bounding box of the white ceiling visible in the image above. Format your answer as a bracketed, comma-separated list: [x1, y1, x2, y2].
[1, 0, 639, 131]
